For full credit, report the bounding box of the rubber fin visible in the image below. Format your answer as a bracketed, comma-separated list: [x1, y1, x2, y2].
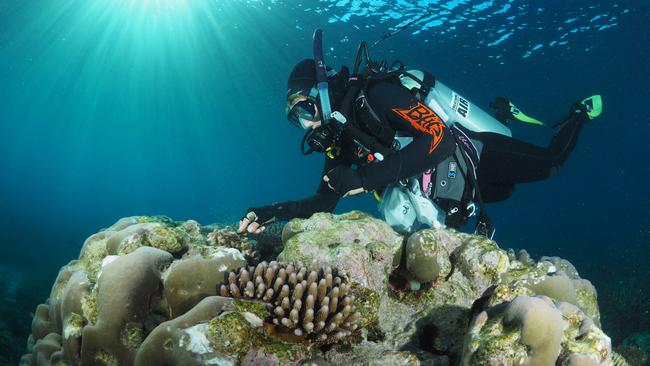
[580, 95, 603, 119]
[509, 102, 545, 126]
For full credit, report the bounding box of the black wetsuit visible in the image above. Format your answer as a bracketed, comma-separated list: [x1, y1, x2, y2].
[251, 81, 456, 222]
[248, 81, 589, 226]
[467, 106, 589, 202]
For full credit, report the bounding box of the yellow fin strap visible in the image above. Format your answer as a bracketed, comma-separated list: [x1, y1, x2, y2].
[509, 102, 545, 126]
[326, 146, 341, 159]
[373, 191, 382, 202]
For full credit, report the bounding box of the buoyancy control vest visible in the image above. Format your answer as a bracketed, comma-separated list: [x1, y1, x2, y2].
[397, 70, 505, 228]
[347, 66, 500, 231]
[399, 70, 513, 137]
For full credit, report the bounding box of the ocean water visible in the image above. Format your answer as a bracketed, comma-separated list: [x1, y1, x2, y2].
[0, 0, 648, 362]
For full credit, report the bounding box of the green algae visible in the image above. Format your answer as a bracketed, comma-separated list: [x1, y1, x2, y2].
[563, 327, 611, 361]
[257, 338, 307, 363]
[492, 284, 534, 305]
[137, 215, 175, 225]
[208, 312, 257, 355]
[121, 322, 144, 350]
[279, 239, 315, 265]
[117, 239, 143, 256]
[339, 210, 369, 221]
[94, 350, 118, 366]
[49, 270, 72, 302]
[82, 243, 109, 285]
[234, 299, 269, 320]
[148, 226, 184, 254]
[64, 312, 85, 340]
[207, 309, 308, 364]
[81, 288, 99, 325]
[470, 318, 526, 365]
[479, 250, 510, 284]
[351, 286, 381, 329]
[575, 285, 600, 322]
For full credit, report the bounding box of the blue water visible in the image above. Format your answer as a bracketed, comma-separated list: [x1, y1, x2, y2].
[0, 0, 648, 353]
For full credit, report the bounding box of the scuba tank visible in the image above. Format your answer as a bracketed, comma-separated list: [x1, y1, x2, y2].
[399, 70, 513, 137]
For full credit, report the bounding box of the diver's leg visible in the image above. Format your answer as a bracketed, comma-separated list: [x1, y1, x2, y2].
[545, 103, 591, 168]
[473, 103, 590, 192]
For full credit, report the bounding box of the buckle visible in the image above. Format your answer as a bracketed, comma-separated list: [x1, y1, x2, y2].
[466, 203, 477, 217]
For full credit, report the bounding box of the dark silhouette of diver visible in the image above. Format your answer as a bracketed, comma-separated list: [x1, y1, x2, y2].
[237, 34, 602, 238]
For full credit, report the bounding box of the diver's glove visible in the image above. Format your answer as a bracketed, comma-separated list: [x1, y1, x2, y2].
[241, 205, 279, 227]
[323, 166, 367, 197]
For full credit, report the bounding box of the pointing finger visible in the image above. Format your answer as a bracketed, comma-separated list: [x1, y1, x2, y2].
[237, 218, 250, 234]
[247, 222, 260, 233]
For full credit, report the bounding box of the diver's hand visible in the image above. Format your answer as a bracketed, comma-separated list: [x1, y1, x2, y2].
[237, 212, 265, 234]
[237, 207, 277, 234]
[323, 166, 366, 197]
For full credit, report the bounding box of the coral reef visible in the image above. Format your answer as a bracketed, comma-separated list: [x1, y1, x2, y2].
[21, 212, 617, 366]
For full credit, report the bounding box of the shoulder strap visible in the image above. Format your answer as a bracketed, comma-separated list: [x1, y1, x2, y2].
[450, 125, 495, 239]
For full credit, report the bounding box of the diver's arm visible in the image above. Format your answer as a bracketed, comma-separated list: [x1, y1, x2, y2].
[257, 190, 340, 221]
[238, 157, 342, 233]
[324, 82, 456, 194]
[359, 133, 455, 191]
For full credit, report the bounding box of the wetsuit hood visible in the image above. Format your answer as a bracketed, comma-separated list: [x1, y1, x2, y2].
[287, 59, 318, 100]
[286, 59, 349, 107]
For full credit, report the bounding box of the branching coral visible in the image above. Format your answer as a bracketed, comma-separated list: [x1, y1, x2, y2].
[207, 227, 260, 263]
[219, 261, 360, 342]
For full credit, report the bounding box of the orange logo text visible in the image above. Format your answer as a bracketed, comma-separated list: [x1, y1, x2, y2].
[392, 102, 445, 154]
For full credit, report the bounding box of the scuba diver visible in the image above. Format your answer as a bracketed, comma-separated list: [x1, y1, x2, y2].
[237, 30, 602, 238]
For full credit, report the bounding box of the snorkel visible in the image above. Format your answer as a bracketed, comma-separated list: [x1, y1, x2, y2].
[313, 29, 333, 126]
[301, 29, 346, 156]
[301, 30, 394, 159]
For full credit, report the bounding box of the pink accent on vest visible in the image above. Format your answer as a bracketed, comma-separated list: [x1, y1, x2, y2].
[422, 169, 433, 197]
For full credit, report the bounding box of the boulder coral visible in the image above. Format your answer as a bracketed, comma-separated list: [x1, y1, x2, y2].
[496, 252, 601, 326]
[20, 217, 250, 366]
[163, 249, 246, 317]
[460, 295, 612, 366]
[404, 229, 458, 283]
[21, 212, 617, 366]
[80, 246, 174, 365]
[134, 296, 237, 366]
[279, 211, 404, 293]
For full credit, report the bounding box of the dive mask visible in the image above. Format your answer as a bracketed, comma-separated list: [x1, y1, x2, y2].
[287, 98, 318, 129]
